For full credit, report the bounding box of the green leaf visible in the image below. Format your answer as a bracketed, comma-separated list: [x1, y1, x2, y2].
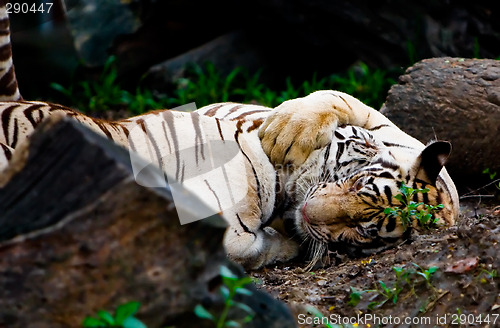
[347, 287, 362, 307]
[220, 285, 230, 301]
[122, 317, 147, 328]
[115, 302, 141, 325]
[194, 304, 214, 321]
[233, 301, 254, 315]
[235, 276, 253, 287]
[97, 310, 115, 325]
[428, 267, 438, 274]
[82, 317, 107, 327]
[220, 265, 238, 279]
[224, 320, 241, 328]
[378, 281, 389, 292]
[235, 287, 253, 296]
[416, 271, 428, 280]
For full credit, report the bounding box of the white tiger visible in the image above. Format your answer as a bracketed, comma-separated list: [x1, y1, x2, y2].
[0, 3, 459, 269]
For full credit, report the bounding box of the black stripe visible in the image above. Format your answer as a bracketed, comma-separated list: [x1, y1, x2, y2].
[161, 121, 172, 154]
[352, 127, 359, 137]
[203, 104, 224, 117]
[335, 142, 345, 163]
[162, 111, 181, 181]
[0, 43, 11, 61]
[234, 129, 262, 210]
[23, 104, 46, 128]
[92, 118, 112, 139]
[231, 109, 269, 121]
[384, 186, 393, 206]
[359, 191, 377, 204]
[385, 216, 397, 232]
[1, 143, 12, 160]
[321, 143, 332, 173]
[334, 130, 345, 140]
[143, 120, 164, 170]
[1, 103, 19, 146]
[412, 181, 419, 202]
[382, 141, 415, 149]
[223, 104, 244, 118]
[215, 118, 225, 141]
[120, 125, 130, 138]
[377, 171, 395, 179]
[204, 179, 223, 212]
[11, 117, 18, 148]
[422, 187, 429, 204]
[361, 208, 384, 222]
[236, 213, 255, 236]
[373, 158, 400, 170]
[180, 161, 185, 184]
[190, 112, 205, 165]
[368, 124, 390, 131]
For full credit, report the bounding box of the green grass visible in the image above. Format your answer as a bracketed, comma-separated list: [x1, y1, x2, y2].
[348, 263, 438, 311]
[51, 59, 396, 115]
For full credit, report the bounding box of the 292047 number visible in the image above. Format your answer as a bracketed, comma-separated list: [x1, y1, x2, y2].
[6, 2, 53, 14]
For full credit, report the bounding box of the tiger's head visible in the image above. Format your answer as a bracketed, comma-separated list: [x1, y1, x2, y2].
[292, 126, 458, 263]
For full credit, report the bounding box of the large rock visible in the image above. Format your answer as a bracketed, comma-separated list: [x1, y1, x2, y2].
[63, 0, 140, 66]
[109, 0, 500, 83]
[0, 117, 296, 328]
[380, 57, 500, 183]
[145, 31, 268, 88]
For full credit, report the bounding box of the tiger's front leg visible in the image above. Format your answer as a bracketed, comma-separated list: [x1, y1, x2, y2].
[259, 90, 398, 167]
[223, 218, 299, 270]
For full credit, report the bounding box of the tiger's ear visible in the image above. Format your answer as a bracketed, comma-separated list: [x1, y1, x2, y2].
[411, 141, 452, 184]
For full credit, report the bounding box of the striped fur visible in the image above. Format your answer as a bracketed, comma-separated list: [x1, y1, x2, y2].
[0, 2, 21, 101]
[0, 3, 459, 269]
[255, 91, 459, 265]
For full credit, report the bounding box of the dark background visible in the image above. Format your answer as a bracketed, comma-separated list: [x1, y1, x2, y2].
[8, 0, 499, 102]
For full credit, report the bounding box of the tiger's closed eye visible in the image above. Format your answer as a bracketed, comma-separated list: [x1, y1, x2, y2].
[350, 177, 364, 192]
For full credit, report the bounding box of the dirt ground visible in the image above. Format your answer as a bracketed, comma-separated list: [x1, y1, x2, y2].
[250, 197, 500, 328]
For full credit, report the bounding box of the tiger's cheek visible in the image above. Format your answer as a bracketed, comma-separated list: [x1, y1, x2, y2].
[303, 184, 357, 224]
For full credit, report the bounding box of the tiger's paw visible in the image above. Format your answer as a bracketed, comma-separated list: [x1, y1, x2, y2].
[259, 93, 341, 167]
[224, 226, 299, 270]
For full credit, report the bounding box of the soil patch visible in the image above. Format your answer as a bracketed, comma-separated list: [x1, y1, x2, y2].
[250, 199, 500, 327]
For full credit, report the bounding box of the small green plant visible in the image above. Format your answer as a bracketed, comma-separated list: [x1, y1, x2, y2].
[52, 58, 397, 115]
[349, 263, 438, 310]
[482, 168, 500, 190]
[477, 267, 498, 284]
[413, 263, 438, 287]
[330, 62, 395, 109]
[194, 265, 255, 328]
[347, 286, 370, 307]
[374, 280, 403, 307]
[52, 56, 174, 114]
[82, 301, 146, 328]
[384, 183, 444, 230]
